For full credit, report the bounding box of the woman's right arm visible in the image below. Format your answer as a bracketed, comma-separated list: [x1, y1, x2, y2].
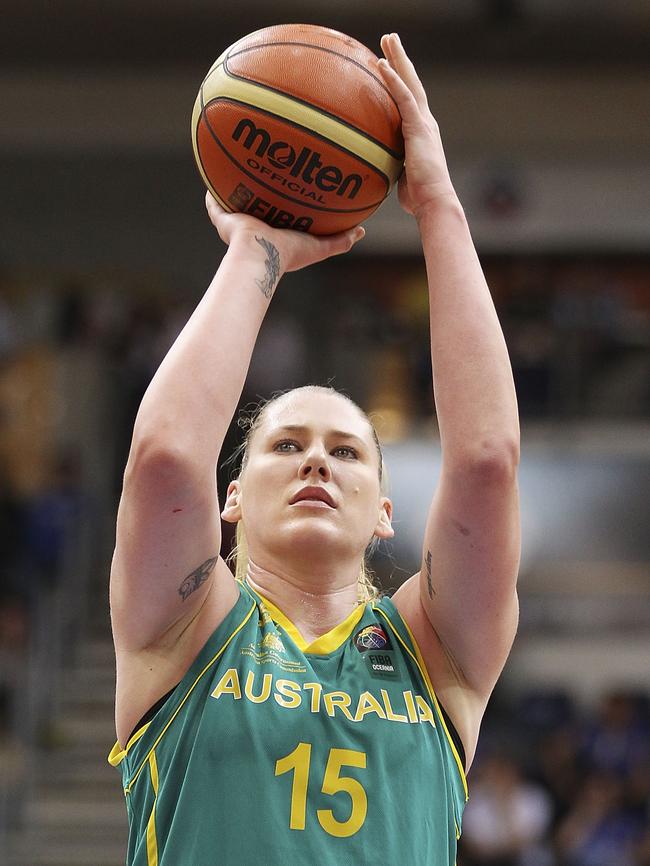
[110, 194, 365, 654]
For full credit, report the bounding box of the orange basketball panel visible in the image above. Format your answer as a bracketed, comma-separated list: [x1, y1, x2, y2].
[230, 23, 380, 67]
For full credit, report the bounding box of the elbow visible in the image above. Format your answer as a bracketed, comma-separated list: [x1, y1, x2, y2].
[123, 434, 204, 492]
[453, 437, 520, 487]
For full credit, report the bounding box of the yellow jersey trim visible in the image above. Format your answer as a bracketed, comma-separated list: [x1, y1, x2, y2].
[146, 751, 159, 866]
[118, 598, 257, 794]
[108, 720, 152, 767]
[247, 584, 365, 655]
[373, 605, 469, 801]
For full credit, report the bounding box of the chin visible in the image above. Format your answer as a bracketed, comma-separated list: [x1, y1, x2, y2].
[273, 519, 355, 561]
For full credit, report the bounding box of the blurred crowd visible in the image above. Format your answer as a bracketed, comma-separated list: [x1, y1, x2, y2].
[0, 450, 84, 717]
[458, 690, 650, 866]
[0, 254, 648, 855]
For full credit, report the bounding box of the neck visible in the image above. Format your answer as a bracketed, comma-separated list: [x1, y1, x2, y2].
[244, 558, 361, 644]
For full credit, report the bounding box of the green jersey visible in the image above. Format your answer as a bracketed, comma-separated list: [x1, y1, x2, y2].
[109, 580, 467, 865]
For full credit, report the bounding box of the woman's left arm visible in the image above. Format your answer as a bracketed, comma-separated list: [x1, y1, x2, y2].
[379, 36, 520, 733]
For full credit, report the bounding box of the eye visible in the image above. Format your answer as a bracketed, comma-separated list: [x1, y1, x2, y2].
[273, 439, 300, 453]
[332, 445, 358, 459]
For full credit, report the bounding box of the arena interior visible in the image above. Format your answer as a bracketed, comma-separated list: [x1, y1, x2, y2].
[0, 1, 648, 864]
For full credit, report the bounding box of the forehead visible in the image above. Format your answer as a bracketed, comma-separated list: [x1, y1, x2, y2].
[255, 390, 373, 443]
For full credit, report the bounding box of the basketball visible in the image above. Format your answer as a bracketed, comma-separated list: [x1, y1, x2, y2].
[191, 24, 404, 235]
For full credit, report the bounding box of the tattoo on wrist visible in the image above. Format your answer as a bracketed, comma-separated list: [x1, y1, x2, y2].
[254, 235, 281, 298]
[425, 549, 435, 599]
[178, 556, 218, 601]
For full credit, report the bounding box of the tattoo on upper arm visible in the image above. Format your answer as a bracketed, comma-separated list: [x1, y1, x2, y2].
[254, 235, 280, 298]
[425, 549, 435, 599]
[178, 556, 218, 601]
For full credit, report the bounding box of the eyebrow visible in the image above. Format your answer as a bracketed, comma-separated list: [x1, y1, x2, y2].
[272, 425, 367, 448]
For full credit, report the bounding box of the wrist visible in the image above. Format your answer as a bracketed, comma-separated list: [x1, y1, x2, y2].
[222, 231, 285, 303]
[226, 231, 287, 278]
[414, 189, 465, 227]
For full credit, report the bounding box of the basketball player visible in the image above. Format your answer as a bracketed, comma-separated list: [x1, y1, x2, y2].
[109, 34, 520, 865]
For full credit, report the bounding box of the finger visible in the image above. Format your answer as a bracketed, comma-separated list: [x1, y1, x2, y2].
[381, 34, 426, 101]
[326, 225, 366, 257]
[285, 225, 365, 272]
[205, 190, 226, 217]
[380, 33, 428, 111]
[377, 58, 423, 127]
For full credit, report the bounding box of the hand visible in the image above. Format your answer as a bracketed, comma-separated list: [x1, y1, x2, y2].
[378, 34, 457, 217]
[205, 193, 365, 275]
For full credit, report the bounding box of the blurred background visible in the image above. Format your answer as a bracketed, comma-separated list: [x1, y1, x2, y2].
[0, 1, 648, 864]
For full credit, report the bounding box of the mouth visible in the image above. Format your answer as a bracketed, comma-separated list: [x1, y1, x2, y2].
[289, 486, 337, 509]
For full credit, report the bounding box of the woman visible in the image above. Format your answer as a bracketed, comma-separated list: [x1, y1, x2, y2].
[109, 33, 520, 865]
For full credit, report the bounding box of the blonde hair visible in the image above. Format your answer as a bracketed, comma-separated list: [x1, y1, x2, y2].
[225, 386, 387, 603]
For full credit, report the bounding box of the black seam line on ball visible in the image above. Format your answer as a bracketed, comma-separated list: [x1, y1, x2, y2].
[199, 98, 389, 215]
[200, 58, 225, 92]
[222, 46, 405, 162]
[227, 38, 398, 113]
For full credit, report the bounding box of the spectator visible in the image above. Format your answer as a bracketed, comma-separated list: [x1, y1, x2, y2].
[461, 753, 553, 866]
[22, 449, 85, 597]
[0, 460, 23, 602]
[532, 726, 582, 826]
[555, 772, 643, 866]
[581, 692, 650, 778]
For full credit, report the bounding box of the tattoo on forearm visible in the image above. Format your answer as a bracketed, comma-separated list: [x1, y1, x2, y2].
[425, 549, 435, 599]
[254, 235, 280, 298]
[178, 556, 218, 601]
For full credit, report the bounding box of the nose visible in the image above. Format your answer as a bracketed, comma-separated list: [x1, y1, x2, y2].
[298, 443, 331, 481]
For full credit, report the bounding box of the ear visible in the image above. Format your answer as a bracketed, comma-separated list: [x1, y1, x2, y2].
[221, 480, 242, 524]
[373, 496, 394, 540]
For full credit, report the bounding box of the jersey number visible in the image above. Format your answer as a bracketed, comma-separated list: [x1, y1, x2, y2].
[275, 742, 368, 838]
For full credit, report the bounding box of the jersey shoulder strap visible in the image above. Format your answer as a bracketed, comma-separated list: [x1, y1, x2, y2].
[371, 593, 468, 807]
[108, 581, 256, 780]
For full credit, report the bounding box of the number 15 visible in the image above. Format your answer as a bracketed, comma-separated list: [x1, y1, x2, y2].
[275, 742, 368, 838]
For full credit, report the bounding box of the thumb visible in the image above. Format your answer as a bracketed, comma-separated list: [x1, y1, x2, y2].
[324, 225, 366, 257]
[284, 224, 365, 272]
[205, 190, 226, 218]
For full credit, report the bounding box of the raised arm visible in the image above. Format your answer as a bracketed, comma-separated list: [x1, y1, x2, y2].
[379, 35, 520, 762]
[110, 199, 365, 656]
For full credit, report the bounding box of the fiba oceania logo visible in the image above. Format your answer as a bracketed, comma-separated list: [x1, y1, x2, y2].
[354, 625, 391, 652]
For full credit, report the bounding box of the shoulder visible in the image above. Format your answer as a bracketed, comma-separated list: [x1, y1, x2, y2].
[114, 571, 253, 748]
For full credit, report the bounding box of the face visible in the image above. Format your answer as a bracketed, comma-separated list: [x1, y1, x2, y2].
[222, 389, 393, 566]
